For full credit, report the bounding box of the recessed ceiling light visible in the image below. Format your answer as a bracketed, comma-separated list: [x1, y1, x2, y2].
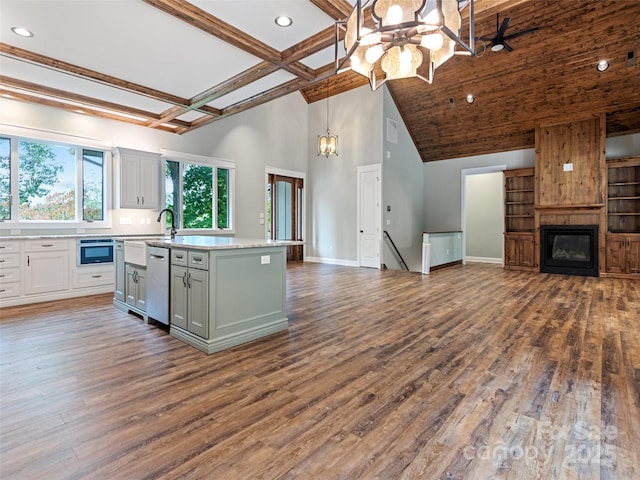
[275, 16, 292, 27]
[466, 94, 475, 104]
[491, 43, 504, 52]
[596, 60, 609, 72]
[11, 26, 33, 38]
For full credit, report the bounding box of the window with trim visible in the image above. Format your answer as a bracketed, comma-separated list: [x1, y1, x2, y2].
[165, 158, 233, 231]
[0, 135, 106, 223]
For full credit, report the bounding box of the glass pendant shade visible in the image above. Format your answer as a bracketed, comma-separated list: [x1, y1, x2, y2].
[318, 132, 338, 157]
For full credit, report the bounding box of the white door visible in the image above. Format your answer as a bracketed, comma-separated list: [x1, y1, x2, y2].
[358, 164, 382, 268]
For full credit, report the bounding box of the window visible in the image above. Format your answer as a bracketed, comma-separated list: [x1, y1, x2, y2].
[0, 134, 107, 224]
[165, 157, 233, 232]
[0, 137, 10, 221]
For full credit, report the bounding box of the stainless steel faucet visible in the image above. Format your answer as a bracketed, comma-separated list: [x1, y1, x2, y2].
[157, 208, 177, 238]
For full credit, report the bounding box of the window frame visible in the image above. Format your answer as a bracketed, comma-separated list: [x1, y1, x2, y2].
[161, 149, 235, 235]
[0, 126, 112, 229]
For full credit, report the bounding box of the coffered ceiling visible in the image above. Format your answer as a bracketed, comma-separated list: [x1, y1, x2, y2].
[1, 0, 639, 162]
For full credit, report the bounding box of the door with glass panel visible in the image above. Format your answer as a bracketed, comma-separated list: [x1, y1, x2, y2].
[267, 174, 303, 262]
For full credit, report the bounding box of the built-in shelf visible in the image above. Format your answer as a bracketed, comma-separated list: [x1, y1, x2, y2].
[503, 168, 536, 270]
[607, 156, 640, 234]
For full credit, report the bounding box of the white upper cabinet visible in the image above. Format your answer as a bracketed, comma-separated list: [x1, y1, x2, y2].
[114, 148, 160, 209]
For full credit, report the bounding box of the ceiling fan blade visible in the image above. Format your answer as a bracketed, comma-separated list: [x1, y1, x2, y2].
[503, 27, 540, 40]
[497, 16, 511, 36]
[503, 42, 514, 52]
[476, 36, 495, 42]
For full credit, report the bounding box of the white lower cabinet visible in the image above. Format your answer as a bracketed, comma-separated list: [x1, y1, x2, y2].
[171, 249, 209, 338]
[0, 241, 21, 299]
[72, 264, 115, 289]
[0, 238, 117, 307]
[24, 240, 70, 295]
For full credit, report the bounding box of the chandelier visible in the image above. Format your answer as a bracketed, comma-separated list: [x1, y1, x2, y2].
[318, 84, 338, 157]
[336, 0, 475, 90]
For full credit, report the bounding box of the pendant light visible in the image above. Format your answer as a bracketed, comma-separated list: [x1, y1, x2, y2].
[317, 83, 338, 157]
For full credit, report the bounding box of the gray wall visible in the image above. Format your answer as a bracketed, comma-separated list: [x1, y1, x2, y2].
[0, 93, 309, 239]
[424, 149, 534, 232]
[465, 172, 503, 260]
[3, 92, 639, 265]
[382, 88, 425, 272]
[423, 133, 640, 259]
[306, 85, 384, 264]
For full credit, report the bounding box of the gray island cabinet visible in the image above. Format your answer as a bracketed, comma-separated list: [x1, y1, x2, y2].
[146, 236, 292, 354]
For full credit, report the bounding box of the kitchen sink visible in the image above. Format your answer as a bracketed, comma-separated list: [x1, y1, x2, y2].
[124, 240, 147, 266]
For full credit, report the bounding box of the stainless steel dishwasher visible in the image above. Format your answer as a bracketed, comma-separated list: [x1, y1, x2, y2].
[146, 246, 169, 325]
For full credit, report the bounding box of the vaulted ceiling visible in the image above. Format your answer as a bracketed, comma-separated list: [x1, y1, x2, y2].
[1, 0, 639, 162]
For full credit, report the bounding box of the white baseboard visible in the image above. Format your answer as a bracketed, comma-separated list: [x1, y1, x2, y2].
[304, 256, 359, 267]
[465, 256, 503, 264]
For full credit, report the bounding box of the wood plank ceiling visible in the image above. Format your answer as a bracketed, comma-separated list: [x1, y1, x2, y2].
[1, 0, 639, 162]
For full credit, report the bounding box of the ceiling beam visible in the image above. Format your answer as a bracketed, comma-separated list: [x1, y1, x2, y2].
[0, 75, 190, 127]
[0, 42, 189, 107]
[309, 0, 354, 20]
[0, 87, 182, 132]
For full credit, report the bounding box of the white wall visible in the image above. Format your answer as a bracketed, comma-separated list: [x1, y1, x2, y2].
[382, 88, 425, 271]
[306, 85, 383, 263]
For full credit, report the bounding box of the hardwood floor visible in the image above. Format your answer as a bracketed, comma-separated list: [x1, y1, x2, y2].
[1, 263, 638, 479]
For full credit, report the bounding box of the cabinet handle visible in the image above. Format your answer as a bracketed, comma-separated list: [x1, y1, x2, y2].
[141, 196, 144, 205]
[0, 246, 5, 249]
[182, 271, 187, 287]
[136, 196, 140, 205]
[27, 255, 30, 267]
[193, 257, 202, 263]
[0, 274, 5, 278]
[0, 289, 5, 293]
[0, 260, 4, 263]
[176, 254, 184, 260]
[41, 244, 54, 248]
[91, 275, 103, 279]
[187, 272, 192, 288]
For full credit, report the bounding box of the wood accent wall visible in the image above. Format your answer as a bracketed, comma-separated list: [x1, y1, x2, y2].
[534, 115, 607, 273]
[535, 115, 606, 208]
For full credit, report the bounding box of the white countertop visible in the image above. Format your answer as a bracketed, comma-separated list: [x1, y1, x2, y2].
[145, 236, 303, 250]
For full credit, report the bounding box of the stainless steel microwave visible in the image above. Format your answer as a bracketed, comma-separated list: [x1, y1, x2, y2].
[77, 238, 114, 266]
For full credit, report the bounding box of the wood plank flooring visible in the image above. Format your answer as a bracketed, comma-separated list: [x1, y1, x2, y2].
[1, 263, 639, 479]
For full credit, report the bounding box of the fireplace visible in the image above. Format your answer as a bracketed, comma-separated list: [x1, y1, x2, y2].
[540, 225, 599, 277]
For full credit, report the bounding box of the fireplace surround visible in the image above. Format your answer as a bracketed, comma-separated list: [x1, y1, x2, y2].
[540, 225, 599, 277]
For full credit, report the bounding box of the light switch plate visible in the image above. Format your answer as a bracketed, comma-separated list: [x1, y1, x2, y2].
[563, 163, 573, 172]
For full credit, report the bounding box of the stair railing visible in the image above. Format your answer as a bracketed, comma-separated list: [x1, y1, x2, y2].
[383, 230, 409, 271]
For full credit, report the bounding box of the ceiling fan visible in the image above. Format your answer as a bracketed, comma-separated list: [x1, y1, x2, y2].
[476, 13, 539, 53]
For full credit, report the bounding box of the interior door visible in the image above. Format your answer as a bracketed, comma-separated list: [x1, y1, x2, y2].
[268, 174, 303, 262]
[358, 165, 381, 268]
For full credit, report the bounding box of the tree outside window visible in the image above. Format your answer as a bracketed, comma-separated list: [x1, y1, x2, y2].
[0, 137, 10, 220]
[0, 136, 106, 223]
[165, 159, 232, 231]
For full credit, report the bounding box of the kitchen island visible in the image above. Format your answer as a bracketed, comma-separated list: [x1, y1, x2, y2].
[143, 236, 299, 354]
